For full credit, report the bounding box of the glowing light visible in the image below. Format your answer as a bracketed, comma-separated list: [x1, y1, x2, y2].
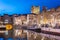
[6, 24, 12, 30]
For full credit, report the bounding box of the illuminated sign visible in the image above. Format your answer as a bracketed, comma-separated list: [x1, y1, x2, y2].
[6, 24, 12, 30]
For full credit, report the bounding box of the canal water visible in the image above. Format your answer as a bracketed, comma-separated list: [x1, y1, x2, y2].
[0, 30, 59, 40]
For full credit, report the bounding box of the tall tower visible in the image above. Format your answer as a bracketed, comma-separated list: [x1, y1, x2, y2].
[42, 6, 47, 12]
[31, 6, 40, 14]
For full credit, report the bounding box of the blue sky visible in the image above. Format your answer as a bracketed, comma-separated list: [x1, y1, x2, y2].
[0, 0, 60, 15]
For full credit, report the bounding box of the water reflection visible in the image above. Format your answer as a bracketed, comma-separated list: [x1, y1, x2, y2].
[14, 29, 58, 40]
[27, 30, 57, 40]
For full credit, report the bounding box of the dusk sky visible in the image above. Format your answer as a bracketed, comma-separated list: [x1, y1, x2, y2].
[0, 0, 60, 15]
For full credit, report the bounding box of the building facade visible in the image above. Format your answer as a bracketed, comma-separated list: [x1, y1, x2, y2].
[31, 6, 40, 14]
